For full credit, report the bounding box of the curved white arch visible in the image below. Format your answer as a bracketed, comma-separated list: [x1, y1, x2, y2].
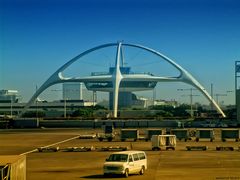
[22, 43, 117, 114]
[22, 42, 226, 117]
[122, 43, 226, 117]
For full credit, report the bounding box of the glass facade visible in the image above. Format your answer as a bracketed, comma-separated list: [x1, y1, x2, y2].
[85, 81, 157, 91]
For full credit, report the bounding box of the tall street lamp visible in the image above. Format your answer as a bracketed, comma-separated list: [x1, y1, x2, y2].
[214, 93, 227, 105]
[177, 88, 198, 117]
[10, 96, 13, 118]
[51, 89, 67, 118]
[64, 98, 68, 118]
[226, 90, 234, 105]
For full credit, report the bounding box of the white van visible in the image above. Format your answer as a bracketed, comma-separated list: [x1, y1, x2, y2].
[103, 150, 147, 177]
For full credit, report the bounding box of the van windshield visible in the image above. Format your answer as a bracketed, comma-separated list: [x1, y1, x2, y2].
[107, 154, 128, 162]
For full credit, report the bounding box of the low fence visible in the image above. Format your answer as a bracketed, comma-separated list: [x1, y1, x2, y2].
[1, 119, 239, 129]
[2, 119, 181, 129]
[38, 119, 180, 129]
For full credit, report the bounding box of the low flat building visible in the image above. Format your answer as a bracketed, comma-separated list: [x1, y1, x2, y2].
[0, 100, 96, 117]
[0, 90, 19, 103]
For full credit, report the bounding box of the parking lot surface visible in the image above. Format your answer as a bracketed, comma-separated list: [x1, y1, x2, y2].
[0, 128, 240, 180]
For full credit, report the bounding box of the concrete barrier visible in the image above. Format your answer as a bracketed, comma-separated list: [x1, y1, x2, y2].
[37, 119, 185, 128]
[68, 120, 94, 128]
[124, 121, 139, 128]
[40, 120, 94, 128]
[116, 121, 125, 128]
[13, 118, 39, 128]
[39, 120, 63, 127]
[138, 121, 148, 128]
[148, 121, 164, 127]
[0, 120, 8, 129]
[148, 120, 178, 128]
[93, 121, 103, 128]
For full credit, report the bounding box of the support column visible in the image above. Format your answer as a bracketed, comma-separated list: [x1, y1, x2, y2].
[80, 83, 83, 100]
[112, 42, 123, 118]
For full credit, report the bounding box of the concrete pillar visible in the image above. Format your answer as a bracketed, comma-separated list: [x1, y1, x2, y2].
[109, 92, 133, 110]
[80, 83, 83, 100]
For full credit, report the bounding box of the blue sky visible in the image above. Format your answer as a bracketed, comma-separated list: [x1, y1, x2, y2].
[1, 0, 240, 105]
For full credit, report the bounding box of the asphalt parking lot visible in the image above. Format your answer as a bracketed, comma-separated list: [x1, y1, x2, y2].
[0, 128, 240, 180]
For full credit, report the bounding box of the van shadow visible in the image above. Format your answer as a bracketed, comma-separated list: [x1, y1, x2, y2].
[81, 174, 125, 179]
[81, 175, 105, 179]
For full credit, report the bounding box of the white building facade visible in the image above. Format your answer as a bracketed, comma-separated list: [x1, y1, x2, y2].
[0, 90, 19, 103]
[62, 83, 83, 100]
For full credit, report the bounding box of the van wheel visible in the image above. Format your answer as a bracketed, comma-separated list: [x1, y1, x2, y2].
[140, 166, 145, 175]
[124, 168, 129, 178]
[152, 147, 160, 151]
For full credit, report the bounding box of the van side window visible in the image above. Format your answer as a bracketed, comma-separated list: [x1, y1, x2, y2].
[133, 154, 139, 161]
[129, 155, 133, 162]
[138, 153, 145, 160]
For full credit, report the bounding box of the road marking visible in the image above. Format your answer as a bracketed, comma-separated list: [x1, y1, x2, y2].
[20, 135, 80, 156]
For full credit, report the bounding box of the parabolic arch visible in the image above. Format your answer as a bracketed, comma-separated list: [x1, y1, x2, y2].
[22, 42, 226, 118]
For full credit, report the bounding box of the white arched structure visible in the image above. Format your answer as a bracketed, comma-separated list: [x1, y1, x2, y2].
[22, 42, 226, 117]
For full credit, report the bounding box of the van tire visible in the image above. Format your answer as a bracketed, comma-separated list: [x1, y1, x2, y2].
[124, 168, 129, 178]
[152, 147, 160, 151]
[140, 166, 145, 175]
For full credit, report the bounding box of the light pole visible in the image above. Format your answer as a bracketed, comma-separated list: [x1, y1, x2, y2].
[235, 61, 240, 124]
[211, 83, 214, 113]
[52, 87, 83, 118]
[153, 87, 156, 105]
[64, 98, 67, 118]
[36, 85, 38, 119]
[10, 96, 13, 118]
[214, 93, 227, 105]
[51, 89, 67, 118]
[226, 90, 234, 105]
[177, 88, 198, 117]
[93, 91, 97, 106]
